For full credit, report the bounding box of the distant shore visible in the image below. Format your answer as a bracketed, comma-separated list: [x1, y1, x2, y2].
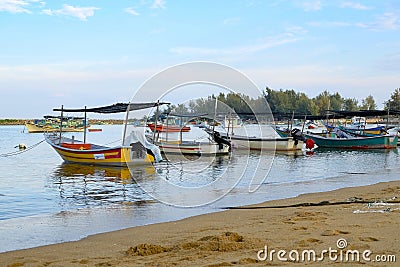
[0, 119, 124, 125]
[1, 180, 399, 266]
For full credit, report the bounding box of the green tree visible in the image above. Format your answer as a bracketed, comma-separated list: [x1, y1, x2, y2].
[385, 88, 400, 111]
[297, 92, 315, 114]
[172, 103, 189, 115]
[343, 98, 359, 111]
[360, 95, 377, 110]
[313, 91, 345, 113]
[313, 91, 331, 114]
[329, 92, 344, 111]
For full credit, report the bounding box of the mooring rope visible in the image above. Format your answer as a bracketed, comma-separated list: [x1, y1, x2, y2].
[0, 140, 45, 157]
[222, 199, 400, 210]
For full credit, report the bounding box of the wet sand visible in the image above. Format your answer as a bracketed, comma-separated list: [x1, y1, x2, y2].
[1, 181, 399, 266]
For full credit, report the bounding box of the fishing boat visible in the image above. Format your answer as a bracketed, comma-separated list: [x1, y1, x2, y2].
[306, 121, 319, 129]
[220, 114, 242, 128]
[25, 116, 86, 133]
[88, 128, 103, 132]
[325, 124, 386, 136]
[224, 135, 305, 151]
[335, 125, 387, 137]
[149, 113, 231, 155]
[154, 139, 230, 155]
[147, 123, 191, 133]
[216, 128, 316, 152]
[45, 102, 166, 166]
[324, 110, 395, 135]
[45, 133, 155, 166]
[304, 131, 398, 149]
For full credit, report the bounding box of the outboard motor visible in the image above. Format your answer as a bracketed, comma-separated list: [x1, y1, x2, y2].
[212, 131, 232, 151]
[290, 128, 306, 145]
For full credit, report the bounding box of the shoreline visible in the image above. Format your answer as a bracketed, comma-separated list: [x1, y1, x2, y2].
[0, 119, 124, 126]
[1, 181, 399, 266]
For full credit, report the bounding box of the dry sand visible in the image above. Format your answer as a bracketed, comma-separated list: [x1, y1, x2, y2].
[1, 181, 399, 266]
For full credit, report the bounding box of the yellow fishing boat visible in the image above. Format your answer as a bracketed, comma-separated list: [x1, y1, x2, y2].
[45, 102, 167, 166]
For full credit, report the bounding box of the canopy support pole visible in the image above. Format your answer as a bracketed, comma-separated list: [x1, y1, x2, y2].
[59, 105, 63, 144]
[122, 104, 130, 146]
[84, 106, 87, 144]
[153, 100, 160, 142]
[301, 115, 307, 134]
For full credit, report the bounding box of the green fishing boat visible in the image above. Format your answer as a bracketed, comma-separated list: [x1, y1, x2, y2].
[304, 132, 398, 149]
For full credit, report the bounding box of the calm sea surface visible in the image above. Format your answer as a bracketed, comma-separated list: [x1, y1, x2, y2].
[0, 124, 399, 252]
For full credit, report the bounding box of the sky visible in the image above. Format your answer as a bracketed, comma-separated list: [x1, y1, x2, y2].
[0, 0, 399, 118]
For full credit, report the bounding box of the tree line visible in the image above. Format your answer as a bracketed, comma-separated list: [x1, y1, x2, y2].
[154, 88, 400, 120]
[265, 87, 400, 115]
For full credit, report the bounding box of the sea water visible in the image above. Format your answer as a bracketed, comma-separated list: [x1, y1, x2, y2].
[0, 125, 399, 252]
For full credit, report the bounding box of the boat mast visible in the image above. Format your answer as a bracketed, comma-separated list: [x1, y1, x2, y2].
[227, 112, 231, 139]
[83, 106, 87, 144]
[212, 96, 218, 133]
[153, 100, 160, 142]
[166, 114, 169, 143]
[122, 103, 130, 146]
[386, 104, 390, 131]
[289, 111, 294, 132]
[59, 105, 63, 143]
[179, 115, 183, 144]
[301, 114, 307, 134]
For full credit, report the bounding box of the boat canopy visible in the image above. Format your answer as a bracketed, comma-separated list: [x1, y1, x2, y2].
[273, 113, 344, 120]
[274, 109, 400, 121]
[326, 110, 400, 117]
[43, 115, 85, 120]
[166, 113, 209, 117]
[53, 102, 169, 114]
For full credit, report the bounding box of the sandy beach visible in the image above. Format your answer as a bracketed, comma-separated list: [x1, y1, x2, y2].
[1, 180, 399, 266]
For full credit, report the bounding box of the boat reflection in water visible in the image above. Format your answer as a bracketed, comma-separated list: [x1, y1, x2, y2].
[49, 163, 156, 208]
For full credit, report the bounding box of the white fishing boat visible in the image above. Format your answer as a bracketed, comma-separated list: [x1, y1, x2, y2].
[148, 112, 231, 156]
[222, 134, 305, 151]
[155, 139, 230, 155]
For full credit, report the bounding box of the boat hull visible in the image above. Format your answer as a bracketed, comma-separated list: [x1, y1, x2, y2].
[156, 141, 230, 155]
[326, 124, 386, 135]
[305, 133, 398, 149]
[227, 135, 303, 151]
[25, 123, 84, 133]
[45, 135, 154, 166]
[147, 123, 190, 133]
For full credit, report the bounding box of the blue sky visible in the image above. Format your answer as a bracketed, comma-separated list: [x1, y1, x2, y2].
[0, 0, 399, 118]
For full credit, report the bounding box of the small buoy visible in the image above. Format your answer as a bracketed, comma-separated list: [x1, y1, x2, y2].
[17, 143, 26, 150]
[305, 139, 315, 150]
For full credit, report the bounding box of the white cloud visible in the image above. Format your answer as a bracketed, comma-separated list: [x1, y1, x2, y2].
[340, 2, 372, 10]
[285, 26, 308, 36]
[307, 21, 353, 28]
[151, 0, 166, 9]
[125, 7, 140, 16]
[0, 0, 32, 14]
[170, 28, 307, 56]
[42, 4, 99, 21]
[301, 0, 322, 11]
[357, 13, 400, 31]
[222, 17, 241, 26]
[309, 13, 400, 31]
